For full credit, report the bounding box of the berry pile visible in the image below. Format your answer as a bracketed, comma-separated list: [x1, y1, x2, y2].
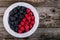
[8, 6, 35, 34]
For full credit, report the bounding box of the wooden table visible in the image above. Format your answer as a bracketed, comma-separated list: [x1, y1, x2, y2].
[0, 0, 60, 40]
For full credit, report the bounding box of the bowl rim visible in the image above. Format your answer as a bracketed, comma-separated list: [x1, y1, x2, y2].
[3, 2, 39, 38]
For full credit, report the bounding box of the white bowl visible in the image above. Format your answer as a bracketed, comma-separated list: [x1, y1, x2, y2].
[3, 2, 39, 38]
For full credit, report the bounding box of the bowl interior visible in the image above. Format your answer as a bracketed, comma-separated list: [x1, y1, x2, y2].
[3, 2, 39, 38]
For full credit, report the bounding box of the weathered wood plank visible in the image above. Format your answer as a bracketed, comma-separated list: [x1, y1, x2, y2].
[0, 0, 45, 2]
[0, 0, 60, 40]
[0, 1, 44, 7]
[0, 7, 60, 28]
[0, 28, 60, 38]
[0, 0, 57, 7]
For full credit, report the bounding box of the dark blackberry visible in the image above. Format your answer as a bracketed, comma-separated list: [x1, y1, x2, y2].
[19, 10, 24, 14]
[9, 16, 16, 21]
[9, 10, 14, 16]
[18, 14, 24, 20]
[21, 6, 26, 12]
[14, 14, 19, 19]
[11, 22, 15, 26]
[14, 21, 20, 25]
[8, 20, 15, 26]
[14, 27, 18, 32]
[22, 11, 26, 15]
[8, 21, 12, 26]
[10, 26, 14, 30]
[17, 6, 22, 10]
[13, 7, 18, 13]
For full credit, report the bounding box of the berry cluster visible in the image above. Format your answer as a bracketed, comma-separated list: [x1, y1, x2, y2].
[8, 6, 35, 34]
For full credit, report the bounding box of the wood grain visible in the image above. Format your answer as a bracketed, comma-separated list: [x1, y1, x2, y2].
[0, 0, 45, 2]
[0, 0, 60, 40]
[0, 28, 60, 38]
[0, 0, 57, 7]
[0, 7, 60, 39]
[0, 7, 60, 28]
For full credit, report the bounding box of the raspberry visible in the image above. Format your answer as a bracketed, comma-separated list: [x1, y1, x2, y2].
[25, 21, 29, 25]
[25, 14, 28, 17]
[28, 12, 33, 16]
[26, 8, 30, 13]
[18, 30, 23, 34]
[30, 24, 33, 29]
[31, 21, 35, 25]
[22, 18, 26, 22]
[20, 26, 25, 31]
[31, 16, 35, 20]
[18, 25, 21, 28]
[28, 16, 31, 22]
[25, 25, 29, 32]
[20, 21, 24, 25]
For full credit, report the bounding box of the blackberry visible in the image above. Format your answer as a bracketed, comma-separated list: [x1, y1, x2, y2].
[9, 16, 16, 21]
[9, 10, 14, 16]
[8, 21, 12, 26]
[19, 10, 24, 14]
[17, 6, 22, 10]
[13, 7, 18, 13]
[21, 6, 26, 12]
[22, 11, 26, 15]
[14, 26, 18, 32]
[14, 21, 19, 25]
[18, 14, 24, 19]
[11, 22, 15, 26]
[14, 14, 19, 19]
[10, 26, 14, 30]
[8, 20, 15, 26]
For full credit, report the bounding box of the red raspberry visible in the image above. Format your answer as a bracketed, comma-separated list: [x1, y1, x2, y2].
[18, 25, 21, 28]
[25, 25, 29, 32]
[25, 15, 31, 21]
[20, 26, 24, 31]
[22, 18, 26, 22]
[31, 16, 35, 20]
[28, 12, 33, 16]
[18, 30, 22, 34]
[26, 8, 30, 13]
[25, 14, 29, 17]
[28, 19, 31, 23]
[20, 21, 24, 25]
[30, 24, 33, 29]
[25, 21, 29, 25]
[31, 21, 35, 25]
[27, 16, 31, 22]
